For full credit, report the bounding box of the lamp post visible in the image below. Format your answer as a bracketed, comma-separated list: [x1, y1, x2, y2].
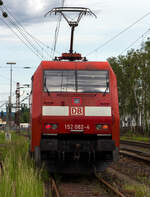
[6, 62, 16, 129]
[15, 67, 30, 133]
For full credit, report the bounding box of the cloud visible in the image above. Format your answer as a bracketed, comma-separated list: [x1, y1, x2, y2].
[1, 0, 103, 25]
[2, 0, 64, 25]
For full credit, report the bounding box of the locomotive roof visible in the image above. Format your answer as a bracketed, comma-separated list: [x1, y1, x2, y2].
[37, 60, 112, 71]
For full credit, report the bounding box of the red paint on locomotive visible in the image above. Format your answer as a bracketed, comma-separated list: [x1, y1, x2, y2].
[30, 60, 120, 173]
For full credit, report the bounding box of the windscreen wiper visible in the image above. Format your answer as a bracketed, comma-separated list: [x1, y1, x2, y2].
[75, 70, 78, 92]
[103, 81, 109, 96]
[103, 73, 109, 96]
[44, 78, 50, 96]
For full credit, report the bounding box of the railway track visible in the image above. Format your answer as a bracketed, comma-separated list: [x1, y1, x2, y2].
[120, 149, 150, 163]
[49, 173, 127, 197]
[95, 173, 127, 197]
[120, 140, 150, 163]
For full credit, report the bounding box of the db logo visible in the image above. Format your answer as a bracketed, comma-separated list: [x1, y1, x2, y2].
[71, 107, 84, 116]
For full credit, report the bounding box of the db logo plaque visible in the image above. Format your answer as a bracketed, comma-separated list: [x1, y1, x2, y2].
[71, 107, 84, 116]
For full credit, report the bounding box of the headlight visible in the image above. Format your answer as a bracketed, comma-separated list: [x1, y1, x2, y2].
[102, 124, 109, 130]
[96, 124, 109, 130]
[45, 124, 52, 129]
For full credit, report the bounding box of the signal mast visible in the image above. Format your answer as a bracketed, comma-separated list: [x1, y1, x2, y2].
[45, 7, 96, 61]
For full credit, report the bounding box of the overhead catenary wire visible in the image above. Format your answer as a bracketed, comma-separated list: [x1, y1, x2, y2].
[0, 90, 17, 102]
[51, 14, 62, 59]
[3, 5, 49, 49]
[0, 16, 43, 59]
[0, 5, 53, 60]
[0, 6, 44, 59]
[0, 92, 20, 109]
[0, 102, 8, 108]
[119, 28, 150, 55]
[0, 66, 32, 87]
[3, 4, 57, 59]
[86, 11, 150, 57]
[51, 0, 65, 59]
[0, 72, 18, 84]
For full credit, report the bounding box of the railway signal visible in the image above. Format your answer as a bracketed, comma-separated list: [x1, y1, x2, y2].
[15, 82, 20, 132]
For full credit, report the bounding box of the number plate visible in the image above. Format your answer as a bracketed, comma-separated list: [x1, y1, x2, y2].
[70, 107, 84, 116]
[65, 124, 90, 130]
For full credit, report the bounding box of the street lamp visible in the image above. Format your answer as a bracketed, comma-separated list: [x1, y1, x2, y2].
[6, 62, 16, 129]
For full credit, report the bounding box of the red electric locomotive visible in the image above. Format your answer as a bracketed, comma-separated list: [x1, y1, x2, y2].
[30, 7, 120, 173]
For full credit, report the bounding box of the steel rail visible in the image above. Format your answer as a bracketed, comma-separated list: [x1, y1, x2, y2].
[120, 147, 150, 157]
[50, 177, 61, 197]
[120, 150, 150, 163]
[120, 140, 150, 148]
[95, 172, 127, 197]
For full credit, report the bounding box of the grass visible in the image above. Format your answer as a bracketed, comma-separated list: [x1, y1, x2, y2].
[136, 175, 150, 186]
[123, 184, 150, 197]
[0, 132, 45, 197]
[120, 130, 150, 142]
[0, 132, 6, 144]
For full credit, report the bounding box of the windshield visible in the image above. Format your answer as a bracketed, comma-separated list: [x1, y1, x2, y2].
[43, 70, 109, 93]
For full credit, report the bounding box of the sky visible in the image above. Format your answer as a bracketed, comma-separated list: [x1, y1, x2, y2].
[0, 0, 150, 110]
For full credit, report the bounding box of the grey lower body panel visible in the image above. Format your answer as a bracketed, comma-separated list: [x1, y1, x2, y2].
[40, 138, 116, 152]
[38, 135, 119, 173]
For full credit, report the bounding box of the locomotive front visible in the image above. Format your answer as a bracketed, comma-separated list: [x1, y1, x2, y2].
[31, 61, 120, 173]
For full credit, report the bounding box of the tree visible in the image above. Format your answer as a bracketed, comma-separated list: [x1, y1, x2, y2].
[108, 38, 150, 135]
